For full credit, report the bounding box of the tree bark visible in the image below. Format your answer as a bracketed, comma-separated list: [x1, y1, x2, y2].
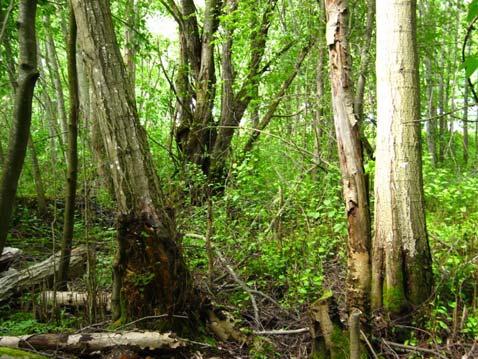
[372, 0, 433, 314]
[72, 0, 194, 322]
[43, 14, 68, 146]
[174, 0, 221, 174]
[27, 135, 48, 216]
[0, 0, 39, 256]
[424, 56, 438, 166]
[0, 331, 186, 354]
[437, 52, 447, 163]
[325, 0, 371, 317]
[242, 40, 314, 155]
[124, 0, 136, 92]
[353, 0, 375, 160]
[41, 291, 111, 311]
[209, 0, 279, 182]
[0, 247, 22, 273]
[58, 4, 79, 290]
[463, 75, 469, 165]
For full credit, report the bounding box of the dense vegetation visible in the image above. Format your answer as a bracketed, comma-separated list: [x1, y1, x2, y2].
[0, 0, 477, 358]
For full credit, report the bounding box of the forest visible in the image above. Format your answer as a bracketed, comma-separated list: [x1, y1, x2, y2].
[0, 0, 477, 357]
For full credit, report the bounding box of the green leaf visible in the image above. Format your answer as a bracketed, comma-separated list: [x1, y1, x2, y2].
[462, 56, 478, 77]
[468, 0, 478, 22]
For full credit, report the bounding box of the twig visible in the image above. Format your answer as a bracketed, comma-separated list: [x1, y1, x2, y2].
[214, 248, 261, 328]
[360, 330, 379, 359]
[253, 328, 309, 335]
[383, 340, 448, 359]
[117, 314, 189, 330]
[76, 320, 110, 333]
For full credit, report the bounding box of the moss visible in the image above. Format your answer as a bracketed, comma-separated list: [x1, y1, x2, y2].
[0, 347, 48, 359]
[383, 286, 406, 314]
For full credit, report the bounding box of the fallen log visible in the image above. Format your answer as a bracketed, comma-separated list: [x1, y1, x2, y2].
[0, 331, 186, 354]
[0, 246, 87, 302]
[40, 291, 111, 311]
[0, 247, 22, 272]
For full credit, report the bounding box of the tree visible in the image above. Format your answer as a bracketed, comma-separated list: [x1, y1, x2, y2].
[72, 0, 194, 322]
[0, 0, 39, 256]
[324, 0, 371, 318]
[58, 3, 79, 289]
[372, 0, 433, 314]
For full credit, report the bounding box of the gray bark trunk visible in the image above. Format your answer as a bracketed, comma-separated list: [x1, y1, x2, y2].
[372, 0, 433, 314]
[72, 0, 194, 322]
[0, 0, 39, 255]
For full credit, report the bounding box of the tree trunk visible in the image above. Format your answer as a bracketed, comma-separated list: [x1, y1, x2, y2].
[58, 5, 79, 290]
[124, 0, 136, 92]
[0, 0, 39, 256]
[0, 247, 22, 273]
[209, 0, 279, 183]
[43, 14, 68, 147]
[72, 0, 195, 323]
[312, 44, 325, 178]
[372, 0, 433, 315]
[325, 0, 371, 317]
[424, 57, 438, 166]
[0, 331, 186, 354]
[242, 40, 313, 155]
[353, 0, 375, 160]
[27, 135, 48, 217]
[41, 291, 111, 311]
[174, 0, 220, 174]
[0, 246, 87, 302]
[438, 53, 447, 163]
[464, 76, 469, 165]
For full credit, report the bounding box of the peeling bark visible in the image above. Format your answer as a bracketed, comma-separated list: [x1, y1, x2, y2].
[325, 0, 371, 317]
[0, 331, 186, 354]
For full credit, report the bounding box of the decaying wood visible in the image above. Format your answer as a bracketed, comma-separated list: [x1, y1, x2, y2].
[0, 246, 87, 302]
[310, 291, 348, 358]
[0, 247, 22, 272]
[41, 291, 111, 311]
[349, 310, 361, 359]
[0, 331, 186, 354]
[325, 0, 371, 318]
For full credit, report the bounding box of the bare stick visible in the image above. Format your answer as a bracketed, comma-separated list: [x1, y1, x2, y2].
[214, 248, 261, 327]
[253, 328, 309, 335]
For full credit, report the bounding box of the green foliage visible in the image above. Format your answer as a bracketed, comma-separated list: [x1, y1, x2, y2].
[0, 348, 48, 359]
[0, 311, 77, 336]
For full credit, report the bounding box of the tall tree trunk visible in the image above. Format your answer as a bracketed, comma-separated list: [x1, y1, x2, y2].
[242, 40, 313, 154]
[124, 0, 136, 92]
[438, 53, 447, 163]
[43, 15, 68, 146]
[58, 5, 79, 289]
[0, 0, 39, 255]
[353, 0, 375, 160]
[27, 135, 47, 217]
[424, 57, 438, 166]
[209, 0, 279, 182]
[372, 0, 433, 314]
[463, 76, 469, 165]
[72, 0, 194, 322]
[312, 45, 325, 178]
[325, 0, 371, 317]
[174, 0, 220, 174]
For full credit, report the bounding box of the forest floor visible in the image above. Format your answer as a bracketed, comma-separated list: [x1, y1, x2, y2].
[1, 186, 478, 358]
